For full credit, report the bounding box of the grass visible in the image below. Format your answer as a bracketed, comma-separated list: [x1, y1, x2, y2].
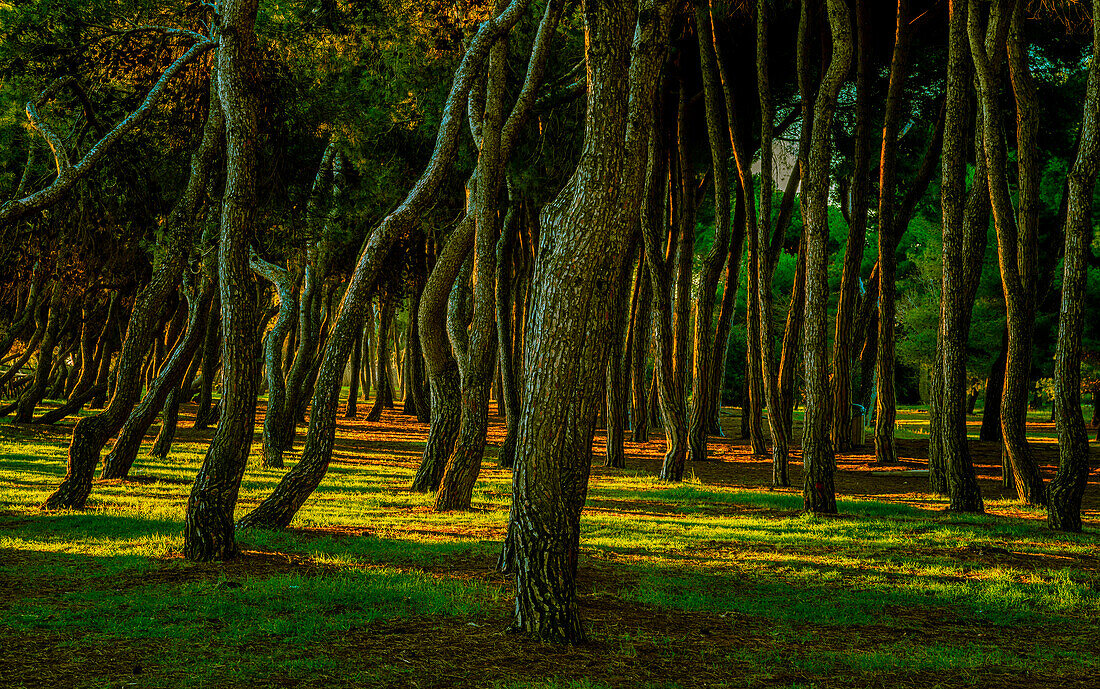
[1, 403, 1099, 687]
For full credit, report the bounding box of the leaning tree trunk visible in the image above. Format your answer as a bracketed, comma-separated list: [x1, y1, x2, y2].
[184, 0, 262, 561]
[1047, 0, 1100, 532]
[100, 277, 211, 479]
[238, 1, 534, 527]
[193, 290, 221, 428]
[506, 0, 670, 642]
[802, 0, 850, 514]
[42, 52, 224, 510]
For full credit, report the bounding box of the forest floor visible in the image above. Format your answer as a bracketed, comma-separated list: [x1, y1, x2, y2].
[1, 401, 1099, 688]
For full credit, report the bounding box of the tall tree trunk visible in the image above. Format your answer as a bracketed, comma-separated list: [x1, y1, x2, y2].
[936, 0, 989, 510]
[497, 192, 523, 467]
[506, 0, 670, 642]
[1047, 0, 1100, 531]
[13, 293, 67, 423]
[193, 290, 221, 428]
[687, 0, 734, 467]
[802, 0, 851, 514]
[970, 0, 1045, 505]
[605, 243, 636, 470]
[829, 0, 872, 455]
[184, 0, 261, 561]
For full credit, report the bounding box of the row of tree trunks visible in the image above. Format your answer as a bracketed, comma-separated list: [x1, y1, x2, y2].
[42, 45, 225, 511]
[237, 0, 534, 529]
[100, 276, 212, 479]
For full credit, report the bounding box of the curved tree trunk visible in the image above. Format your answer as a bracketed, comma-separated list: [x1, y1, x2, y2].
[183, 0, 262, 561]
[366, 294, 395, 423]
[507, 0, 670, 642]
[250, 253, 296, 468]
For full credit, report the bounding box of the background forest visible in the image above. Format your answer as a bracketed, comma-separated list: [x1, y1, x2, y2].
[2, 0, 1100, 674]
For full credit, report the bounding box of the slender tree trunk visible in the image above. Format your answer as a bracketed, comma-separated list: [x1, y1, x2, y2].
[345, 322, 362, 419]
[1047, 0, 1100, 531]
[605, 243, 636, 470]
[498, 193, 523, 467]
[829, 0, 872, 455]
[193, 290, 221, 428]
[631, 256, 652, 443]
[802, 0, 851, 514]
[250, 253, 296, 467]
[367, 294, 395, 423]
[687, 0, 733, 466]
[13, 293, 66, 423]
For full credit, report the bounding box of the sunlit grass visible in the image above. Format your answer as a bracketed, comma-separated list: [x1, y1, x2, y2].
[1, 406, 1099, 687]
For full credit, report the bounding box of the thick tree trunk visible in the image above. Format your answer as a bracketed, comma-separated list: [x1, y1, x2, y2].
[507, 0, 670, 642]
[802, 0, 851, 514]
[1047, 0, 1100, 531]
[184, 0, 262, 561]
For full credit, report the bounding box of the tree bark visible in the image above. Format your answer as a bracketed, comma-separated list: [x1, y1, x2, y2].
[507, 0, 671, 642]
[184, 0, 262, 561]
[802, 0, 851, 514]
[1047, 0, 1100, 531]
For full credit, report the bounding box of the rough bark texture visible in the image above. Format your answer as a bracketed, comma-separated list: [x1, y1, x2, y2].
[184, 0, 261, 561]
[1047, 0, 1100, 531]
[366, 295, 395, 423]
[238, 1, 533, 528]
[970, 0, 1045, 505]
[802, 0, 850, 514]
[936, 0, 986, 511]
[506, 0, 670, 642]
